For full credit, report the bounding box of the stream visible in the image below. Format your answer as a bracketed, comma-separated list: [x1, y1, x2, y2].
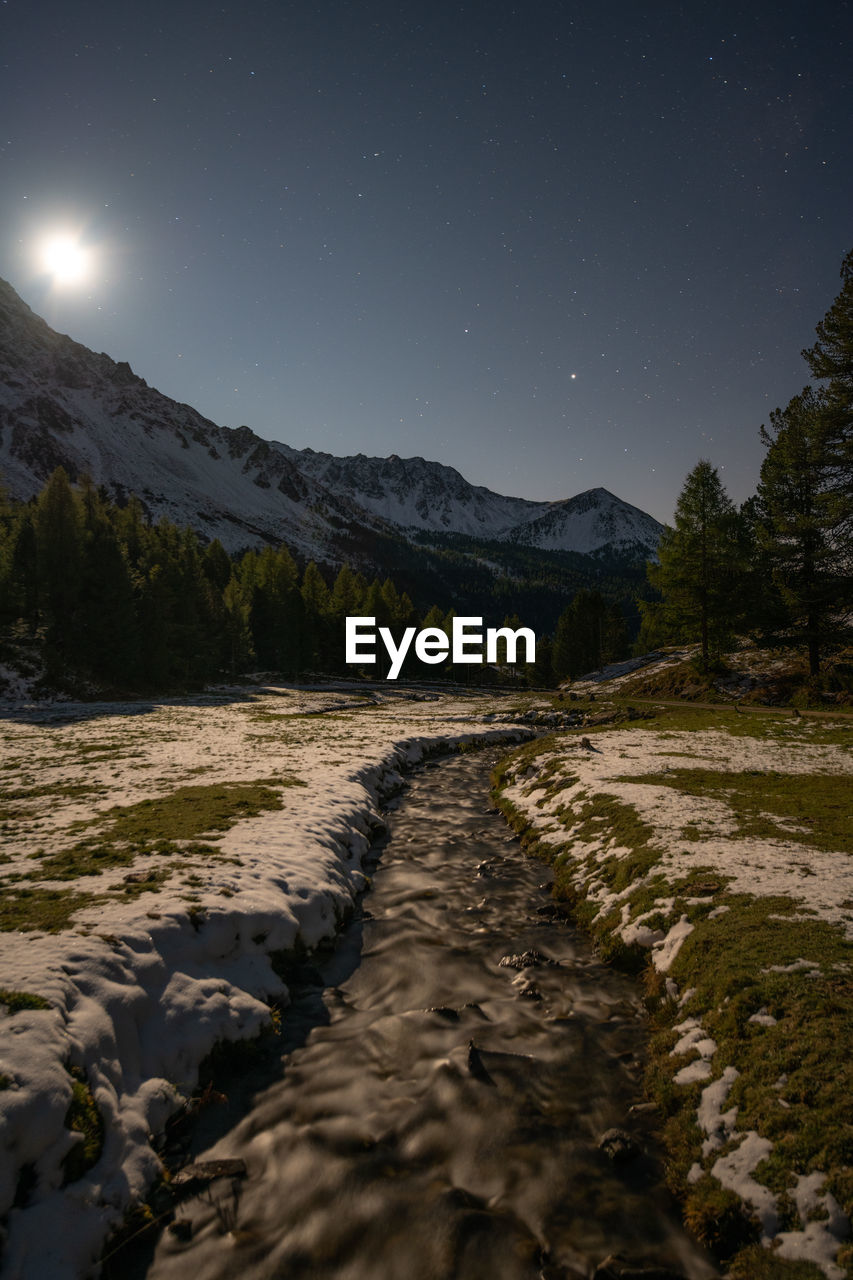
[140, 748, 715, 1280]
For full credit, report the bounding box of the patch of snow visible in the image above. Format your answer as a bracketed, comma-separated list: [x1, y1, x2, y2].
[670, 1017, 717, 1086]
[501, 726, 853, 938]
[748, 1008, 778, 1027]
[674, 1059, 713, 1085]
[697, 1066, 739, 1156]
[774, 1175, 849, 1280]
[764, 959, 822, 974]
[711, 1131, 779, 1237]
[653, 915, 694, 972]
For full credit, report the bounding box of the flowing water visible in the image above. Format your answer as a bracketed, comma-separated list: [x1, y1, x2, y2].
[142, 750, 715, 1280]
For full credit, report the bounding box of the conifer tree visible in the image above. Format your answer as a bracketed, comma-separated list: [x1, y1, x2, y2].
[35, 468, 82, 658]
[75, 479, 138, 682]
[222, 575, 255, 674]
[526, 634, 555, 688]
[300, 561, 331, 671]
[201, 539, 232, 593]
[2, 510, 39, 631]
[756, 387, 845, 676]
[644, 460, 743, 672]
[802, 247, 853, 504]
[330, 563, 362, 620]
[246, 545, 302, 672]
[800, 247, 853, 586]
[552, 590, 608, 680]
[602, 601, 629, 665]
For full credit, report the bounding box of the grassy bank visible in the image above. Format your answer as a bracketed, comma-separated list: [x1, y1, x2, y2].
[492, 701, 853, 1280]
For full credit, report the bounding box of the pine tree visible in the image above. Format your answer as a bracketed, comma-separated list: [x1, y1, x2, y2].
[602, 601, 629, 665]
[645, 460, 744, 672]
[552, 590, 610, 680]
[222, 575, 255, 674]
[35, 468, 83, 659]
[526, 634, 555, 688]
[800, 247, 853, 585]
[201, 539, 232, 593]
[245, 545, 302, 673]
[756, 387, 845, 676]
[75, 479, 138, 682]
[802, 248, 853, 500]
[329, 563, 363, 620]
[300, 561, 331, 671]
[2, 510, 39, 631]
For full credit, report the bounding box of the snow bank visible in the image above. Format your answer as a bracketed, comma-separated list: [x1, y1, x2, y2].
[0, 685, 531, 1279]
[496, 717, 853, 1278]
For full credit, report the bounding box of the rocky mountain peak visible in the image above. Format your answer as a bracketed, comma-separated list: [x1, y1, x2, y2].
[0, 277, 663, 563]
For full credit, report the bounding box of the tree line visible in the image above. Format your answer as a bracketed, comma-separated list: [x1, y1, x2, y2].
[640, 248, 853, 680]
[0, 470, 572, 691]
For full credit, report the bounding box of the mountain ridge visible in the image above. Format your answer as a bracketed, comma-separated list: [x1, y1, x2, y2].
[0, 277, 663, 566]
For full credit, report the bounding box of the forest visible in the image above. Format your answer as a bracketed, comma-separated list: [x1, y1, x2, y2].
[638, 248, 852, 685]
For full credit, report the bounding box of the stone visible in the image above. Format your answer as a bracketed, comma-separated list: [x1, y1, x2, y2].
[466, 1040, 495, 1084]
[498, 949, 558, 970]
[597, 1128, 641, 1162]
[171, 1157, 248, 1188]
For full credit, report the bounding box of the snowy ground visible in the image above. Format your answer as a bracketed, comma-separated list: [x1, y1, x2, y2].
[497, 707, 853, 1279]
[0, 683, 536, 1280]
[502, 725, 853, 941]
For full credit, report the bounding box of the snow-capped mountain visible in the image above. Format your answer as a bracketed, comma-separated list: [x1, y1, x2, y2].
[276, 445, 545, 539]
[0, 279, 393, 560]
[506, 487, 664, 558]
[0, 277, 663, 562]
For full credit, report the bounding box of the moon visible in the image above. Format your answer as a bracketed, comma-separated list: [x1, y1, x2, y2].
[40, 234, 91, 285]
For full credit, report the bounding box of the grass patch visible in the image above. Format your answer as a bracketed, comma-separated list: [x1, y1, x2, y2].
[0, 781, 100, 803]
[32, 779, 301, 881]
[0, 988, 52, 1013]
[643, 897, 853, 1273]
[610, 699, 852, 747]
[0, 780, 106, 822]
[615, 768, 853, 854]
[0, 886, 102, 931]
[725, 1245, 828, 1279]
[683, 1179, 761, 1259]
[61, 1066, 105, 1185]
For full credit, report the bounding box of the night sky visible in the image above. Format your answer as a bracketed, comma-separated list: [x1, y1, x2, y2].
[1, 0, 851, 522]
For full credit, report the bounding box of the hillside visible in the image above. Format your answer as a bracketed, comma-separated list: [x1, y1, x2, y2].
[0, 279, 662, 576]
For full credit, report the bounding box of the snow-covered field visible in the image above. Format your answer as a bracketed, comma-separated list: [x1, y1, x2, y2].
[497, 712, 853, 1279]
[501, 725, 853, 941]
[5, 673, 852, 1279]
[0, 683, 534, 1280]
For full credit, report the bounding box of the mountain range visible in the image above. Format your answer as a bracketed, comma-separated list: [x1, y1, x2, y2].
[0, 277, 662, 607]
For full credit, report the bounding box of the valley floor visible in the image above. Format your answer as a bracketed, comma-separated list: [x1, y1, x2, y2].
[1, 675, 851, 1279]
[0, 683, 535, 1279]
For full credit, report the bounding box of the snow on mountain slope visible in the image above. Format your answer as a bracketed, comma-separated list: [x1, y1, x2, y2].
[0, 278, 663, 560]
[276, 444, 662, 554]
[0, 279, 388, 556]
[506, 486, 664, 556]
[277, 444, 549, 538]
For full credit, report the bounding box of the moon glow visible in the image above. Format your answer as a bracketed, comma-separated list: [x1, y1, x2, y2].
[40, 234, 90, 284]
